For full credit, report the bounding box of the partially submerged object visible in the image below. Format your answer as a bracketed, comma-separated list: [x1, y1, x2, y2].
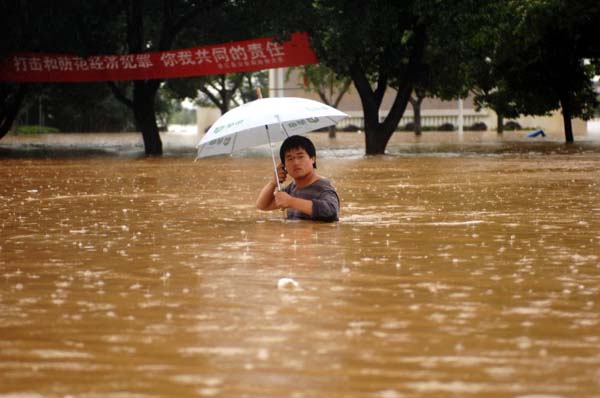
[527, 129, 546, 138]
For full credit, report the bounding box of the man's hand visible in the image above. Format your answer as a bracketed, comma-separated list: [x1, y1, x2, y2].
[275, 163, 287, 184]
[274, 191, 293, 209]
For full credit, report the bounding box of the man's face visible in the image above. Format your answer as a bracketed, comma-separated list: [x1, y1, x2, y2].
[284, 147, 315, 180]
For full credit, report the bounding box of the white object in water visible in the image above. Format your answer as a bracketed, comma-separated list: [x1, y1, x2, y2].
[277, 277, 300, 290]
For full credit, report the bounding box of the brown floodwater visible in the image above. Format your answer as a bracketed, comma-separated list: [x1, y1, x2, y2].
[1, 132, 600, 398]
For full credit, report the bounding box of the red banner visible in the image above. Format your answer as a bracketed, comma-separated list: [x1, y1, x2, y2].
[0, 32, 317, 83]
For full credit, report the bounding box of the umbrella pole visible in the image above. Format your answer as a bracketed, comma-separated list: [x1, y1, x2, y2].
[265, 125, 281, 192]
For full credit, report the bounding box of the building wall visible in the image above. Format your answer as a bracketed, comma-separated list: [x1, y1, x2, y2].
[282, 67, 476, 113]
[196, 107, 221, 134]
[514, 112, 587, 135]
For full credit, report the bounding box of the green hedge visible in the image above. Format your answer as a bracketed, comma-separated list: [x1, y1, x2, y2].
[15, 125, 61, 135]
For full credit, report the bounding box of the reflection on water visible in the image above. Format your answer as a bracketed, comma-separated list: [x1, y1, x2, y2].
[1, 133, 599, 397]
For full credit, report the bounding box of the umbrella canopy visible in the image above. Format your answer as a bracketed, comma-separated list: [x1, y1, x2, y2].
[196, 97, 348, 158]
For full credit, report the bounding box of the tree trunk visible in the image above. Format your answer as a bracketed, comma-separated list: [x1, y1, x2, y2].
[413, 100, 422, 136]
[364, 126, 389, 154]
[0, 84, 27, 140]
[409, 95, 424, 136]
[133, 81, 163, 156]
[349, 61, 414, 155]
[348, 24, 425, 155]
[559, 95, 574, 143]
[328, 125, 336, 139]
[359, 85, 412, 155]
[496, 113, 504, 134]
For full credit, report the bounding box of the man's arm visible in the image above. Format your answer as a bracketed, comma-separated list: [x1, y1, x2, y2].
[274, 191, 313, 216]
[310, 190, 339, 221]
[256, 180, 279, 211]
[256, 163, 288, 211]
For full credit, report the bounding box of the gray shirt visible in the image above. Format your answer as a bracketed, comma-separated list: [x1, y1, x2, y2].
[283, 178, 340, 222]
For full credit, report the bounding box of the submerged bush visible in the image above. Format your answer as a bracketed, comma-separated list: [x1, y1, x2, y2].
[340, 124, 360, 132]
[438, 122, 455, 131]
[466, 122, 487, 131]
[402, 122, 416, 131]
[504, 121, 522, 130]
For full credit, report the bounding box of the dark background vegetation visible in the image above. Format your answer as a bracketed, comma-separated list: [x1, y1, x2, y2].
[1, 0, 599, 154]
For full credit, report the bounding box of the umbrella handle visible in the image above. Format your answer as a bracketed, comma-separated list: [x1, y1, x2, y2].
[266, 122, 286, 220]
[265, 124, 281, 192]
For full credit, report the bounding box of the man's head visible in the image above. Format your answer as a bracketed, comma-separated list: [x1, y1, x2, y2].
[279, 136, 317, 181]
[279, 135, 317, 169]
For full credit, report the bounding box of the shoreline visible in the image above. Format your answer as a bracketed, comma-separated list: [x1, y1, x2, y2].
[1, 130, 599, 159]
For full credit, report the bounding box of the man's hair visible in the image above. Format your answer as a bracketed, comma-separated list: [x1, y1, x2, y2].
[279, 135, 317, 168]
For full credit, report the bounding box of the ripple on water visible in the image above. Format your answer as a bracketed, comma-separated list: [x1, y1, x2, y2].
[179, 346, 248, 357]
[30, 349, 93, 359]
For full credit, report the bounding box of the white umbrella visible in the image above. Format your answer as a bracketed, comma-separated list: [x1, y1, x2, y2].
[196, 97, 348, 190]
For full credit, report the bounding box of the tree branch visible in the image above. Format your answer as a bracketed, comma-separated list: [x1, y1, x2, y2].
[316, 90, 330, 106]
[164, 0, 225, 50]
[107, 81, 134, 109]
[127, 0, 144, 53]
[333, 79, 351, 107]
[350, 60, 380, 127]
[374, 69, 388, 107]
[228, 73, 245, 99]
[382, 24, 427, 133]
[0, 83, 27, 139]
[199, 86, 223, 112]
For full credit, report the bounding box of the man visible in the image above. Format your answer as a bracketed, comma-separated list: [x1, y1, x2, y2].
[256, 135, 339, 222]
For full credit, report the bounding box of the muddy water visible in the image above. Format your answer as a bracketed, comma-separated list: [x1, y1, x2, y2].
[1, 133, 600, 397]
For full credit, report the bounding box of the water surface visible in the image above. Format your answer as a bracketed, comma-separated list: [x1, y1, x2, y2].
[1, 132, 599, 397]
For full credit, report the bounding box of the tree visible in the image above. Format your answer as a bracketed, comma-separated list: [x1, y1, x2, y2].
[159, 2, 270, 141]
[32, 83, 136, 132]
[488, 0, 600, 141]
[472, 84, 521, 134]
[271, 0, 487, 154]
[305, 1, 428, 154]
[406, 1, 480, 137]
[2, 0, 274, 152]
[95, 0, 226, 155]
[165, 72, 267, 116]
[0, 83, 26, 139]
[408, 89, 426, 135]
[238, 71, 269, 104]
[0, 1, 154, 140]
[287, 64, 351, 138]
[0, 1, 40, 139]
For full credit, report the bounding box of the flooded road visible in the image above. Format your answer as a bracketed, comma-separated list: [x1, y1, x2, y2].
[1, 132, 600, 397]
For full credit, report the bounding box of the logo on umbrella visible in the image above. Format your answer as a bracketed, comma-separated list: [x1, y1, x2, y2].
[207, 136, 232, 146]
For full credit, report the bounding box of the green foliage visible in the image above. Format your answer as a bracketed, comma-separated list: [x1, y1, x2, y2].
[160, 1, 270, 115]
[35, 83, 135, 132]
[271, 0, 504, 152]
[471, 0, 599, 125]
[13, 82, 136, 133]
[15, 125, 60, 134]
[309, 1, 418, 84]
